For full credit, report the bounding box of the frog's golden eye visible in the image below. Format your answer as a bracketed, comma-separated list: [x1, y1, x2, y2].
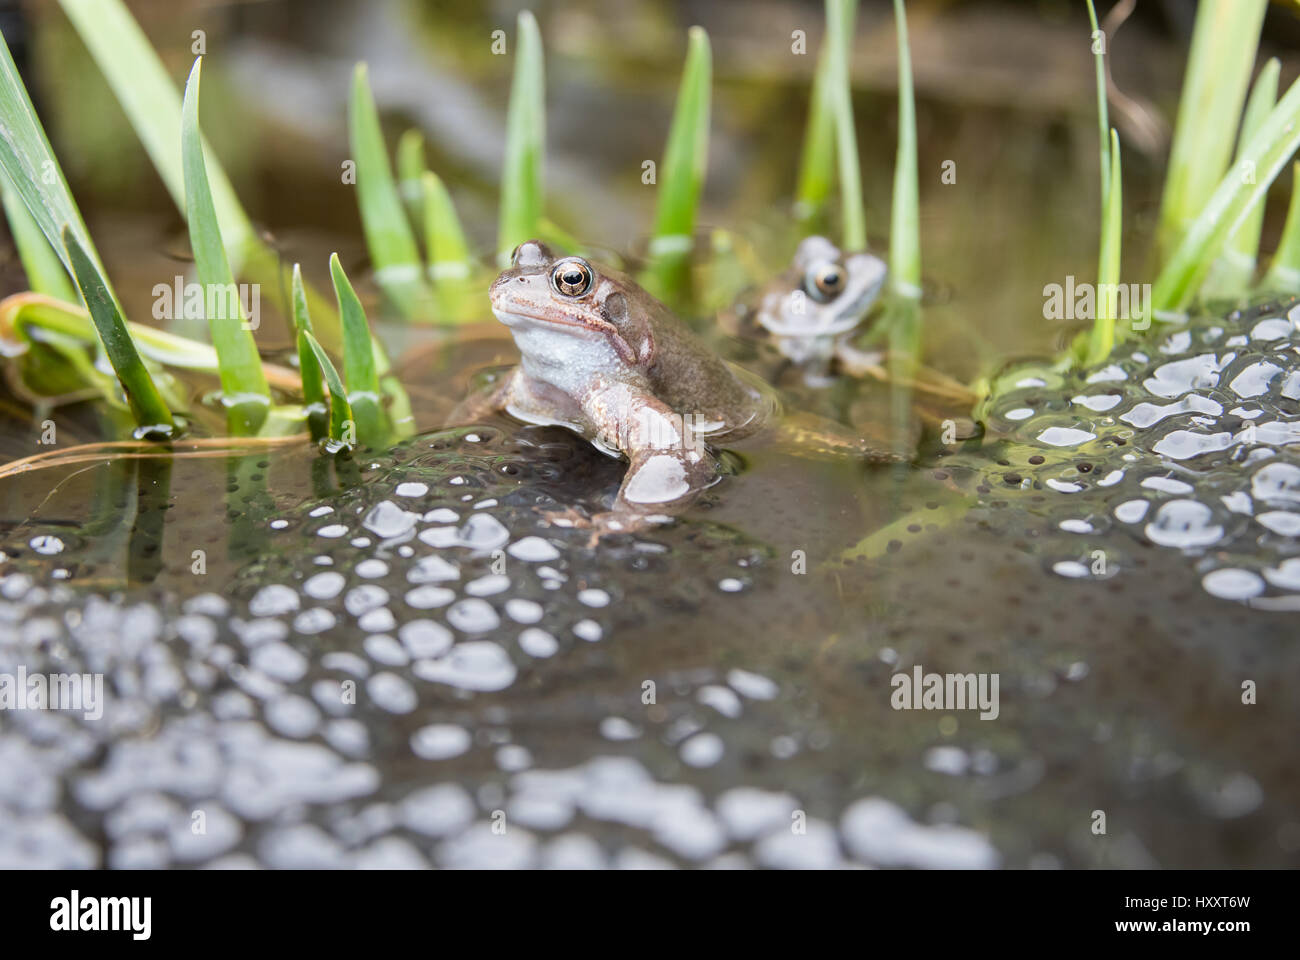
[806, 260, 845, 302]
[551, 258, 593, 297]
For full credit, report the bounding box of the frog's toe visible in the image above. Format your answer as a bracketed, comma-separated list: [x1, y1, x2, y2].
[539, 504, 673, 545]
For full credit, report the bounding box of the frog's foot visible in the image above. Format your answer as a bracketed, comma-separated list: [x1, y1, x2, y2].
[540, 504, 673, 546]
[834, 342, 886, 379]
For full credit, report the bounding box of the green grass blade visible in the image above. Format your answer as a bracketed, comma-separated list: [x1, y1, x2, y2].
[292, 263, 327, 441]
[0, 24, 175, 419]
[301, 330, 352, 445]
[423, 170, 476, 325]
[182, 58, 269, 433]
[62, 227, 174, 436]
[650, 26, 711, 255]
[1203, 58, 1279, 298]
[58, 0, 342, 348]
[349, 64, 430, 316]
[58, 0, 254, 272]
[422, 170, 471, 281]
[1152, 73, 1300, 315]
[889, 0, 919, 293]
[883, 3, 920, 452]
[1086, 0, 1109, 205]
[794, 45, 834, 225]
[397, 128, 426, 224]
[828, 0, 865, 251]
[329, 252, 384, 446]
[536, 217, 585, 256]
[498, 10, 546, 264]
[1075, 0, 1118, 366]
[1263, 162, 1300, 293]
[1155, 0, 1267, 261]
[0, 27, 108, 287]
[1085, 129, 1122, 365]
[2, 183, 75, 301]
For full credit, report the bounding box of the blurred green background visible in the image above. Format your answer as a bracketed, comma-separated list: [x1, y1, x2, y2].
[3, 0, 1299, 381]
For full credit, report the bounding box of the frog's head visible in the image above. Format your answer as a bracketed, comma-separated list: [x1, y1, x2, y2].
[756, 236, 887, 339]
[490, 240, 656, 377]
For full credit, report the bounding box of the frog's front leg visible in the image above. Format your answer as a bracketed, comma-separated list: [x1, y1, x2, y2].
[583, 382, 720, 518]
[448, 367, 584, 431]
[446, 368, 517, 426]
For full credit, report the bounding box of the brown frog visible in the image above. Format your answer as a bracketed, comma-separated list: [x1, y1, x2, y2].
[453, 240, 896, 530]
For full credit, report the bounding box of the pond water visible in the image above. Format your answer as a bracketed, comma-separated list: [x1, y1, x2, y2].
[2, 298, 1297, 868]
[1, 1, 1298, 869]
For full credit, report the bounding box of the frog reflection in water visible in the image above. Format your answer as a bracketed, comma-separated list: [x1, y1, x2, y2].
[453, 240, 897, 531]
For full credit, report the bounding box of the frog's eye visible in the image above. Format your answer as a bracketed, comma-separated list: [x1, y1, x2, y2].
[551, 258, 593, 297]
[805, 260, 845, 303]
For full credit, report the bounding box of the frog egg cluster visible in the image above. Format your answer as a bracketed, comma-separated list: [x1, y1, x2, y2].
[0, 425, 1001, 869]
[0, 569, 997, 868]
[977, 300, 1300, 610]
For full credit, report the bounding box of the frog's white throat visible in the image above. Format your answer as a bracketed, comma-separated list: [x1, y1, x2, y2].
[495, 307, 621, 393]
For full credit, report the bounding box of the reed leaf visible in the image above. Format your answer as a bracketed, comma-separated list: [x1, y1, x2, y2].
[1263, 162, 1300, 293]
[301, 329, 353, 446]
[350, 64, 430, 317]
[0, 293, 305, 395]
[1085, 1, 1109, 208]
[0, 26, 176, 430]
[58, 0, 253, 271]
[1202, 58, 1279, 298]
[0, 28, 107, 290]
[397, 128, 427, 225]
[1, 183, 74, 301]
[794, 43, 834, 225]
[422, 170, 471, 281]
[1151, 73, 1300, 315]
[828, 0, 865, 251]
[182, 58, 269, 434]
[62, 227, 174, 437]
[498, 10, 546, 264]
[1155, 0, 1267, 261]
[1084, 129, 1122, 366]
[889, 0, 919, 293]
[650, 26, 711, 255]
[329, 252, 384, 446]
[57, 0, 341, 347]
[292, 264, 328, 441]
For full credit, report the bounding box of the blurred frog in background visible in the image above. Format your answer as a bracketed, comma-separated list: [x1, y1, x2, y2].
[740, 236, 889, 386]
